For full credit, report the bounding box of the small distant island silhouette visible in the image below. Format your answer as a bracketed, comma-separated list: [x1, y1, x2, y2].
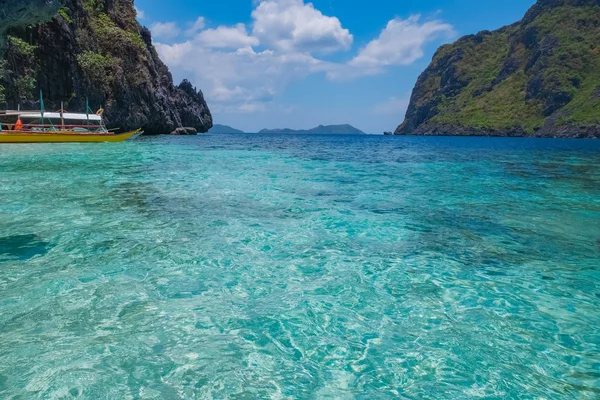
[259, 124, 365, 135]
[209, 124, 245, 134]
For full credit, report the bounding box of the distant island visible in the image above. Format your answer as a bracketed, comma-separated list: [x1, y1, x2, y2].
[259, 124, 365, 135]
[209, 124, 245, 134]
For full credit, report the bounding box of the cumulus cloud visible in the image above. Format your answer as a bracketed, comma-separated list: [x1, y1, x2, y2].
[153, 2, 453, 114]
[196, 24, 259, 49]
[185, 17, 206, 37]
[350, 15, 454, 72]
[156, 42, 331, 113]
[252, 0, 353, 53]
[150, 22, 181, 40]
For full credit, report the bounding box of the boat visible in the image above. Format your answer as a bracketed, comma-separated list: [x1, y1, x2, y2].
[384, 131, 393, 135]
[0, 110, 142, 143]
[0, 93, 142, 143]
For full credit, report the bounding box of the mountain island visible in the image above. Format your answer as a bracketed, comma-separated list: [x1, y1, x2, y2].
[209, 124, 245, 134]
[396, 0, 600, 138]
[259, 124, 365, 135]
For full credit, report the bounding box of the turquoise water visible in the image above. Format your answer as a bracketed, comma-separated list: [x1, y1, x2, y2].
[1, 134, 600, 399]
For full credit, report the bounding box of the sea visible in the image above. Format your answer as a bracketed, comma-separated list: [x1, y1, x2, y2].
[0, 134, 599, 399]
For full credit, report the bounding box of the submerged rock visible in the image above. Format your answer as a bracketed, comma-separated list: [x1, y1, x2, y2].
[0, 234, 50, 261]
[0, 0, 212, 134]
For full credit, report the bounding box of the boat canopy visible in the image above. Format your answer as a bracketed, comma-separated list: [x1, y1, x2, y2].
[18, 112, 102, 121]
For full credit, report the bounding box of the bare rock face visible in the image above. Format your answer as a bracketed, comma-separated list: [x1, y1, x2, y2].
[0, 0, 65, 52]
[0, 0, 212, 134]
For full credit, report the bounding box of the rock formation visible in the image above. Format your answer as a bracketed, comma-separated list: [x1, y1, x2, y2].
[396, 0, 600, 138]
[0, 0, 64, 52]
[0, 0, 212, 134]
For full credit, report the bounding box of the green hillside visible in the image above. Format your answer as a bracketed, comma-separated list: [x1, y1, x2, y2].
[396, 0, 600, 137]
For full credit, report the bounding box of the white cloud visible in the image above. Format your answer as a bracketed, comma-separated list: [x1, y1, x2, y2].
[153, 5, 453, 116]
[155, 42, 331, 113]
[251, 0, 353, 54]
[349, 15, 454, 73]
[135, 7, 145, 20]
[196, 24, 259, 49]
[185, 17, 206, 37]
[150, 22, 181, 40]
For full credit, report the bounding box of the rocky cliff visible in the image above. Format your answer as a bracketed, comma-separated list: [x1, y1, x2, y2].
[0, 1, 63, 52]
[396, 0, 600, 138]
[0, 0, 212, 134]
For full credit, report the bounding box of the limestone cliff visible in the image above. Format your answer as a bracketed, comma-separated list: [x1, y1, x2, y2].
[396, 0, 600, 138]
[0, 0, 212, 134]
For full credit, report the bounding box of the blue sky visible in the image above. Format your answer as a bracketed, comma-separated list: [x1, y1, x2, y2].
[135, 0, 535, 133]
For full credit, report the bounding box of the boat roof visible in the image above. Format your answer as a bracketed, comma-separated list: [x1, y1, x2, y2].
[19, 112, 103, 121]
[1, 110, 102, 121]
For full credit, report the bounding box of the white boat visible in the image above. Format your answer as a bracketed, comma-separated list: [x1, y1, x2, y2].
[0, 109, 141, 143]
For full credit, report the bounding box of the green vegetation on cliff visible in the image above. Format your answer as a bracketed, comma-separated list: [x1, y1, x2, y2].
[6, 36, 38, 101]
[397, 0, 600, 137]
[0, 60, 6, 103]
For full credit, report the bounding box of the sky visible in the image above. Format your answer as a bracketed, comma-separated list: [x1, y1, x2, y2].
[135, 0, 536, 133]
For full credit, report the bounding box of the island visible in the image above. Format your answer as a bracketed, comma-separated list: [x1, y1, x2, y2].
[209, 124, 245, 134]
[395, 0, 600, 138]
[0, 0, 212, 135]
[259, 124, 365, 135]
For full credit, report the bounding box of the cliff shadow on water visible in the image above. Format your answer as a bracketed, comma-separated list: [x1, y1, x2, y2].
[0, 0, 212, 135]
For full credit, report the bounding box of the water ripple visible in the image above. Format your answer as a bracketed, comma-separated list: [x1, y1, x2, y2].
[0, 135, 599, 398]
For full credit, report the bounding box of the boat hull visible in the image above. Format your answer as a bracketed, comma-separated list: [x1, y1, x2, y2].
[0, 129, 142, 143]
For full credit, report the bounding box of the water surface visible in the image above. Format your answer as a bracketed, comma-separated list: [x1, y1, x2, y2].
[1, 134, 599, 399]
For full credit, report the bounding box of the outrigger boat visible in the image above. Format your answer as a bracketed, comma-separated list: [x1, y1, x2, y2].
[0, 92, 142, 143]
